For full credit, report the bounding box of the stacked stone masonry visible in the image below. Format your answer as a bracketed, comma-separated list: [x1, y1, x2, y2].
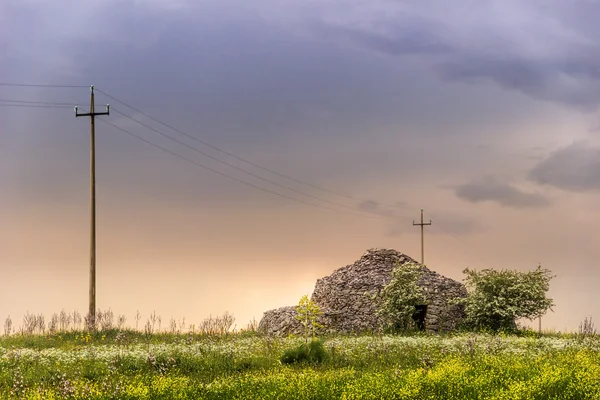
[258, 248, 468, 336]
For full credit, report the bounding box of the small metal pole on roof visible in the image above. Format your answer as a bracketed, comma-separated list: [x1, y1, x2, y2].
[413, 209, 432, 265]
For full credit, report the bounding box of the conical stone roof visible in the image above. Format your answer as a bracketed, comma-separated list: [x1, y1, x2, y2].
[258, 248, 467, 336]
[310, 248, 421, 333]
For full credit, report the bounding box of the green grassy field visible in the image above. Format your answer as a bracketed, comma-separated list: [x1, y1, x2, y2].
[1, 328, 600, 399]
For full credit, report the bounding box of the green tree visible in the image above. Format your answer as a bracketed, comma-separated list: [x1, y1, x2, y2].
[295, 295, 323, 345]
[376, 261, 427, 332]
[456, 265, 555, 332]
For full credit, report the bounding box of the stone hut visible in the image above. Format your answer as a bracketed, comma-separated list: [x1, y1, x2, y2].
[258, 248, 468, 336]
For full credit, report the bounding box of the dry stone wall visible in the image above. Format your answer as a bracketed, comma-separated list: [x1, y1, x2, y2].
[257, 306, 303, 337]
[258, 248, 468, 336]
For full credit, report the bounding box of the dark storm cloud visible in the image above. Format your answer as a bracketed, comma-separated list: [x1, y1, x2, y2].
[439, 57, 548, 97]
[5, 0, 528, 203]
[529, 142, 600, 192]
[278, 0, 600, 110]
[8, 0, 600, 116]
[2, 0, 596, 206]
[437, 53, 600, 110]
[455, 176, 551, 208]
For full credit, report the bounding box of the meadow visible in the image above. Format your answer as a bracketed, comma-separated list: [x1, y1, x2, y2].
[1, 311, 600, 399]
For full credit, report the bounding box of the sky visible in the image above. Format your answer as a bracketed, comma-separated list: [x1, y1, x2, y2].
[1, 0, 600, 333]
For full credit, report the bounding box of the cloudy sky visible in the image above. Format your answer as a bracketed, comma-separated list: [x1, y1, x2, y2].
[2, 0, 600, 332]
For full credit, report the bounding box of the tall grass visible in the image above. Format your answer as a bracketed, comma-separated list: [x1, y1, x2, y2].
[3, 309, 246, 338]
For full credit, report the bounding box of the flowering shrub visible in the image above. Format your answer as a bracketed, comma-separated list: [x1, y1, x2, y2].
[376, 261, 427, 332]
[455, 265, 555, 332]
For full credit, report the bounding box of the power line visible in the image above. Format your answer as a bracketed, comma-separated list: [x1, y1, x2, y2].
[0, 94, 411, 221]
[0, 99, 76, 106]
[110, 107, 411, 220]
[0, 99, 83, 111]
[99, 119, 404, 222]
[0, 85, 479, 217]
[1, 91, 486, 270]
[95, 90, 489, 236]
[0, 85, 507, 271]
[3, 89, 479, 247]
[3, 92, 479, 242]
[0, 82, 88, 88]
[0, 103, 74, 109]
[95, 90, 465, 217]
[95, 88, 353, 199]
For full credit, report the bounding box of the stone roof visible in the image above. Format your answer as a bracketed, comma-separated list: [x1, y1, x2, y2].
[258, 248, 467, 336]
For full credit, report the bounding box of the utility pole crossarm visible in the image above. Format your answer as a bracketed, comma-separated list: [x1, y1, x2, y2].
[74, 85, 110, 329]
[75, 86, 110, 117]
[413, 209, 432, 265]
[75, 107, 110, 117]
[412, 219, 432, 227]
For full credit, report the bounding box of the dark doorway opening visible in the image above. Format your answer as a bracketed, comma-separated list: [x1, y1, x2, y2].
[412, 305, 427, 331]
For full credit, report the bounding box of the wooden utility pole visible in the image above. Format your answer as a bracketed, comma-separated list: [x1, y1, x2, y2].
[413, 209, 432, 265]
[75, 85, 109, 327]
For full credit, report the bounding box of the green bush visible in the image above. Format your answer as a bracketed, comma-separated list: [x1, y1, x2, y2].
[455, 265, 555, 332]
[280, 339, 328, 365]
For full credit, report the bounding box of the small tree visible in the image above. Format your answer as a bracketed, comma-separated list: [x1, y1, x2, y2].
[295, 295, 323, 345]
[456, 265, 555, 332]
[376, 261, 427, 332]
